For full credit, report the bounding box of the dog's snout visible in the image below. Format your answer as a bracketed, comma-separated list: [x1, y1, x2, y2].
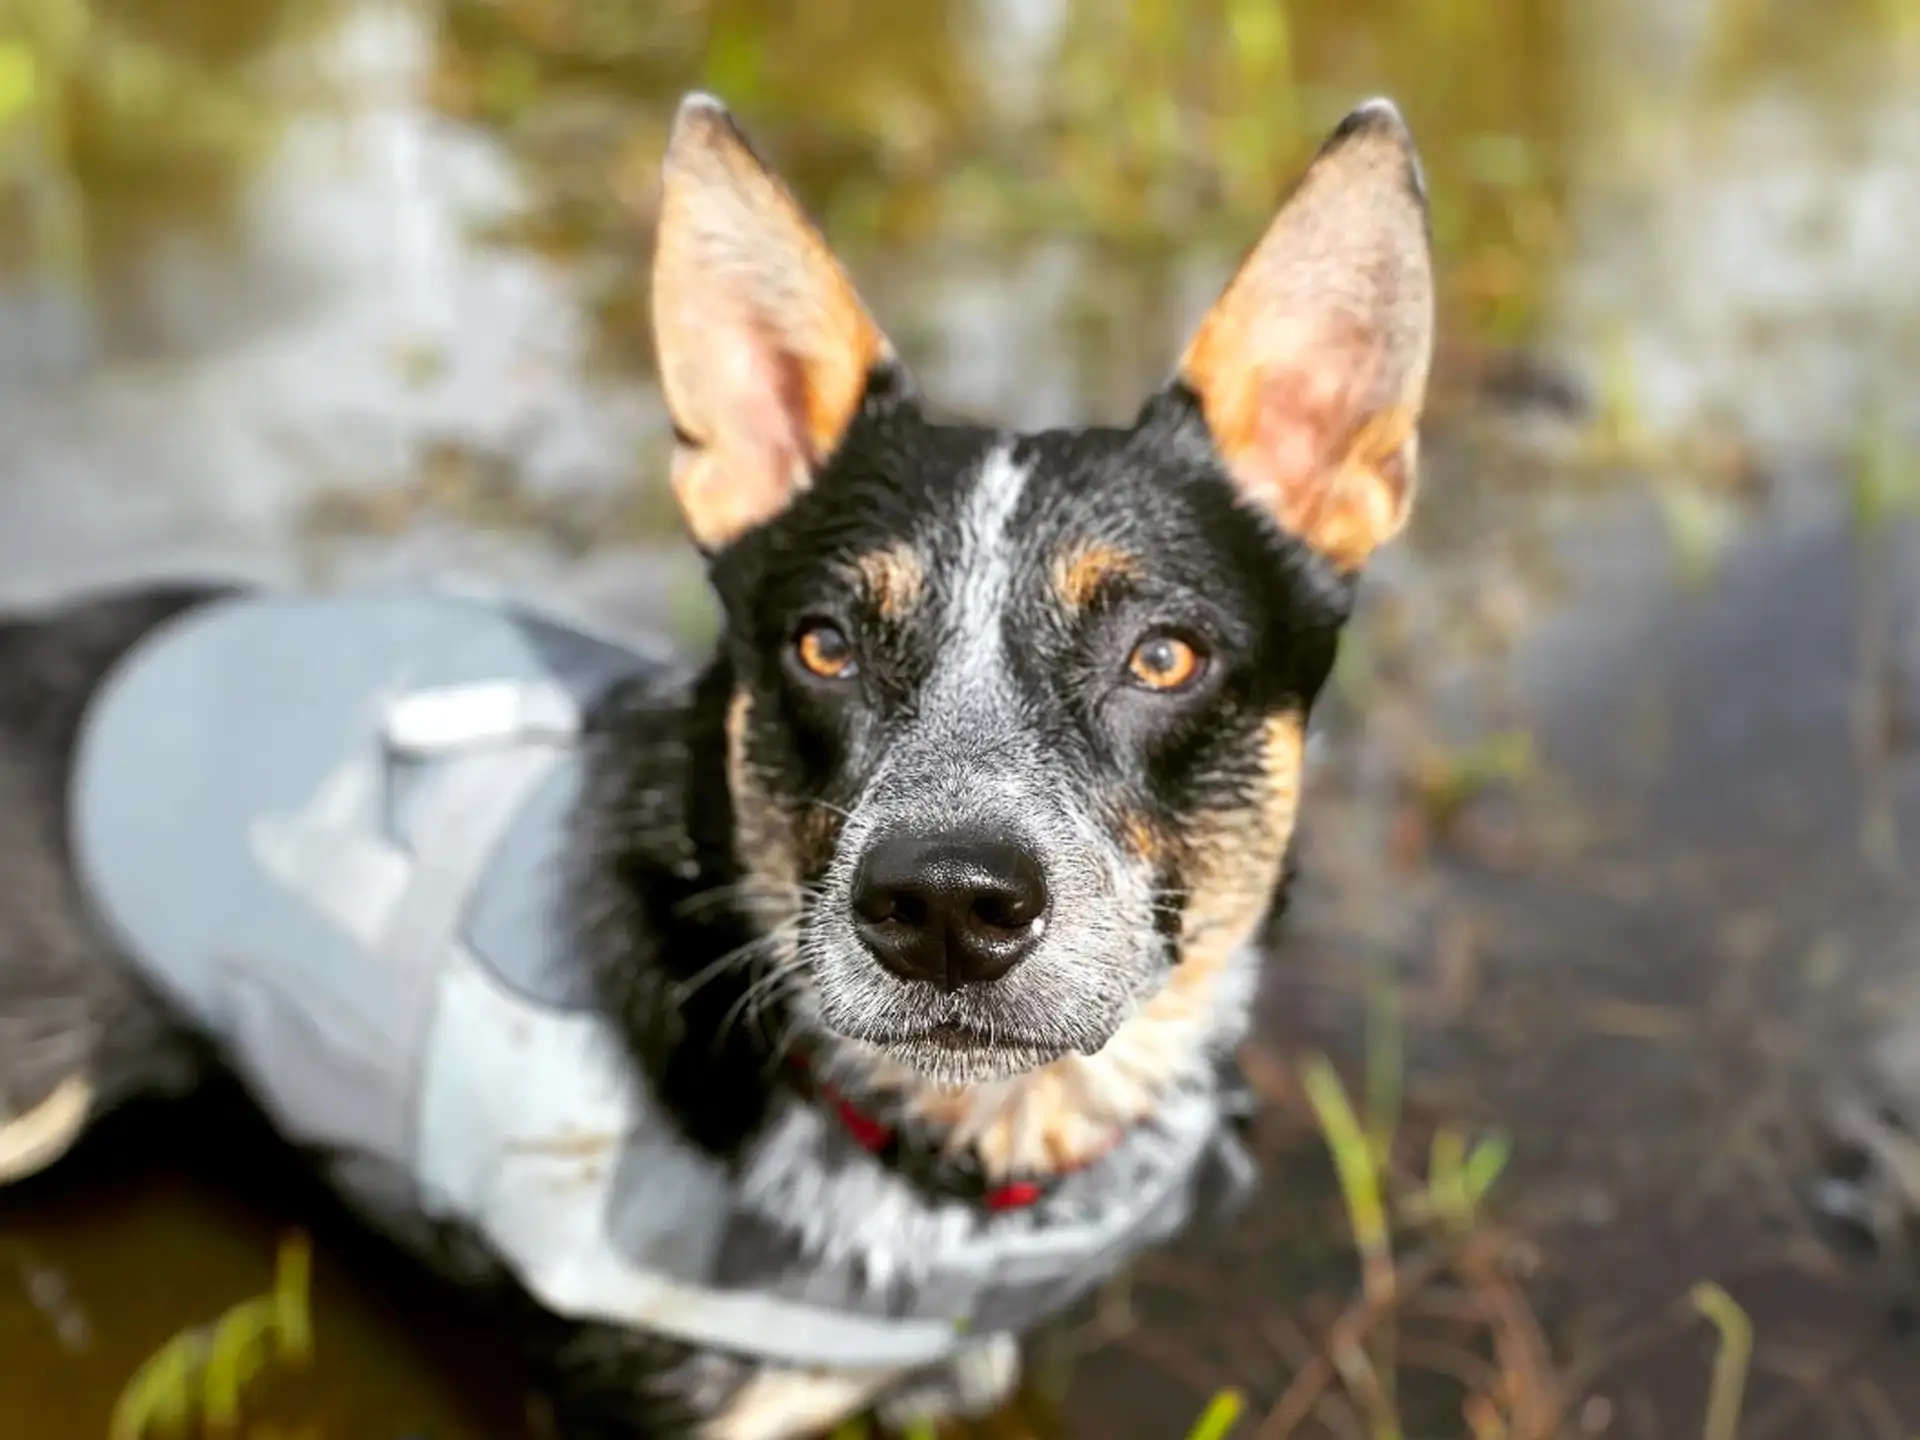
[851, 830, 1049, 990]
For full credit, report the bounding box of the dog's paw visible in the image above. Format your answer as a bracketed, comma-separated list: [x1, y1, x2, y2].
[0, 1070, 92, 1184]
[0, 986, 107, 1184]
[872, 1333, 1020, 1428]
[1810, 1025, 1920, 1268]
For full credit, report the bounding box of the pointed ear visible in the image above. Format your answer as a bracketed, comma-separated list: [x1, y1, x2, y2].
[1176, 100, 1435, 570]
[650, 94, 893, 552]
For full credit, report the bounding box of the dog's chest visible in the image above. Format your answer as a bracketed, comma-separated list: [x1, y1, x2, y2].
[715, 1084, 1220, 1340]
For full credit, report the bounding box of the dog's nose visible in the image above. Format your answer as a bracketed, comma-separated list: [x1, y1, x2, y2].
[850, 831, 1049, 989]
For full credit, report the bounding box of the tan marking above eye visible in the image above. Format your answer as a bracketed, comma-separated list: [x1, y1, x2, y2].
[795, 622, 858, 679]
[850, 544, 925, 621]
[1052, 541, 1139, 611]
[1127, 633, 1205, 692]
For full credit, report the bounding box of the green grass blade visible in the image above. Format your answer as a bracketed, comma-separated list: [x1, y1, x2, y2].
[1184, 1387, 1246, 1440]
[1691, 1282, 1752, 1440]
[1428, 1125, 1468, 1225]
[1299, 1055, 1390, 1264]
[1462, 1132, 1512, 1203]
[1365, 976, 1402, 1167]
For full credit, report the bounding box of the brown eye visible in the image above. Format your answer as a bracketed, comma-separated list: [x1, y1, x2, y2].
[1126, 632, 1205, 692]
[795, 622, 858, 680]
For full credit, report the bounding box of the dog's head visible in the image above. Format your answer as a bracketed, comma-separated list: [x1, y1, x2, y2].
[653, 95, 1433, 1088]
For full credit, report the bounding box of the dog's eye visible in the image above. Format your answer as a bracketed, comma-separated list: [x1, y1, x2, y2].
[795, 621, 859, 680]
[1126, 632, 1206, 693]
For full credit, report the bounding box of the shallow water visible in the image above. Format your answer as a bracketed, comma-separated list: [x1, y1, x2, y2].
[1, 0, 1917, 1435]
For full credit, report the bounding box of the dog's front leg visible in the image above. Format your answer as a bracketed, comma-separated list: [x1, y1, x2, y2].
[0, 840, 195, 1184]
[539, 1321, 902, 1440]
[872, 1333, 1022, 1433]
[702, 1365, 903, 1440]
[536, 1319, 730, 1439]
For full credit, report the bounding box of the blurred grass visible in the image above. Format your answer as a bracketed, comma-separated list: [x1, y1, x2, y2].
[1246, 995, 1760, 1440]
[1287, 1041, 1531, 1439]
[1182, 1390, 1245, 1440]
[109, 1232, 314, 1440]
[0, 0, 345, 281]
[0, 41, 38, 126]
[1689, 1284, 1751, 1440]
[430, 0, 1574, 371]
[1702, 0, 1920, 97]
[1849, 396, 1920, 540]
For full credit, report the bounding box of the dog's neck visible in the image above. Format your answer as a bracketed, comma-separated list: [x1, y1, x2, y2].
[569, 657, 776, 1156]
[570, 655, 1276, 1183]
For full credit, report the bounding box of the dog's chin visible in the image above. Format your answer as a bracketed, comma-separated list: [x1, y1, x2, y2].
[879, 1027, 1070, 1086]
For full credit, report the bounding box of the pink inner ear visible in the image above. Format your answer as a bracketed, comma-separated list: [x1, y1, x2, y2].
[663, 316, 820, 550]
[652, 99, 896, 550]
[1252, 370, 1343, 498]
[711, 315, 812, 468]
[1237, 346, 1380, 515]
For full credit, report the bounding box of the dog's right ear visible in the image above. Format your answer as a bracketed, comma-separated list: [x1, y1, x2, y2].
[1173, 100, 1435, 572]
[651, 93, 893, 553]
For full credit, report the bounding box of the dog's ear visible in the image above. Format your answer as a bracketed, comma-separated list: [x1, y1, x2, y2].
[651, 93, 893, 552]
[1175, 100, 1434, 571]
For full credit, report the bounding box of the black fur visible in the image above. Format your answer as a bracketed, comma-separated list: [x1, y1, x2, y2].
[569, 656, 779, 1159]
[0, 584, 232, 1125]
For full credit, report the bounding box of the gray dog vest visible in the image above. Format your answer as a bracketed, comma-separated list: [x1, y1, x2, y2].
[69, 592, 1236, 1370]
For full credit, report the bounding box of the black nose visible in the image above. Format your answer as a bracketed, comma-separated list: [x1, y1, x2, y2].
[850, 830, 1050, 990]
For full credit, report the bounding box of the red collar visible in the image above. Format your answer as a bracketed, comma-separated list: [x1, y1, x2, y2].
[785, 1052, 1105, 1212]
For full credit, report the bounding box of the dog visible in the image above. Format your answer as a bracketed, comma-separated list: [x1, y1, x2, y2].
[0, 93, 1434, 1439]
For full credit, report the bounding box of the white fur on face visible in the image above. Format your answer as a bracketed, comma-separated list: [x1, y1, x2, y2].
[940, 440, 1031, 693]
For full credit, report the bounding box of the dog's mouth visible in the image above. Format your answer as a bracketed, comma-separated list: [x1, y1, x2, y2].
[873, 1017, 1063, 1053]
[810, 969, 1129, 1083]
[862, 1023, 1075, 1086]
[926, 1019, 1007, 1049]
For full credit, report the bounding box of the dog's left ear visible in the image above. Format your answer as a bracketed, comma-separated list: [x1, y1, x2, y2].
[1175, 100, 1435, 571]
[651, 93, 894, 552]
